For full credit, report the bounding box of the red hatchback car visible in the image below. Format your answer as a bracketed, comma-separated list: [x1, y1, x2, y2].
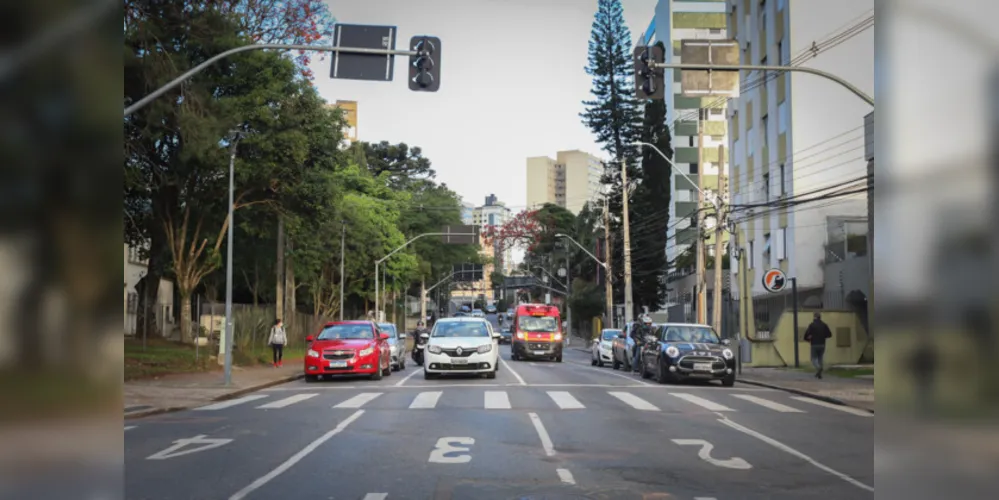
[304, 321, 392, 382]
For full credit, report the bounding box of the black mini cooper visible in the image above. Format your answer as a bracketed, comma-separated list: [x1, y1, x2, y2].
[638, 323, 737, 386]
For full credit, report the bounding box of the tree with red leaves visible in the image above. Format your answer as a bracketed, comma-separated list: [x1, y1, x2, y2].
[481, 209, 543, 252]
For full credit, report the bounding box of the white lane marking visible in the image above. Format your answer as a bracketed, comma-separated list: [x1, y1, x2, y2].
[263, 383, 775, 390]
[362, 494, 388, 500]
[717, 415, 874, 492]
[732, 394, 805, 413]
[790, 397, 873, 417]
[608, 391, 660, 411]
[229, 410, 364, 500]
[147, 434, 233, 460]
[556, 468, 576, 485]
[428, 437, 475, 463]
[671, 393, 736, 412]
[547, 391, 585, 409]
[528, 412, 556, 457]
[499, 358, 526, 385]
[409, 391, 443, 409]
[194, 394, 268, 411]
[124, 426, 136, 431]
[672, 439, 752, 469]
[394, 368, 421, 387]
[333, 392, 383, 409]
[484, 391, 511, 409]
[694, 497, 718, 500]
[257, 393, 318, 409]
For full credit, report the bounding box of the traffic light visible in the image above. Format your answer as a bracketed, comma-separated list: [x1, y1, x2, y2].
[409, 36, 441, 92]
[633, 44, 665, 99]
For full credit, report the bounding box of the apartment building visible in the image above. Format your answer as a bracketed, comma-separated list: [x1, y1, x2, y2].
[640, 0, 732, 266]
[726, 0, 873, 296]
[333, 100, 358, 142]
[525, 150, 604, 215]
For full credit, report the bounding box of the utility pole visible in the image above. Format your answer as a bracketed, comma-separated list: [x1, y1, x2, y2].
[420, 277, 427, 326]
[695, 114, 707, 324]
[712, 145, 727, 333]
[603, 194, 614, 328]
[339, 221, 346, 321]
[620, 161, 634, 325]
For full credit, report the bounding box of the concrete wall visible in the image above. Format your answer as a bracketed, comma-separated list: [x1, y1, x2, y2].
[746, 309, 868, 367]
[823, 255, 869, 299]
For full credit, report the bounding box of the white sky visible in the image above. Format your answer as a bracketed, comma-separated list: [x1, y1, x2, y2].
[312, 0, 657, 212]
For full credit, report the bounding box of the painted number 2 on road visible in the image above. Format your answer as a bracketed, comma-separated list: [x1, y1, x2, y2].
[428, 437, 474, 464]
[672, 439, 752, 470]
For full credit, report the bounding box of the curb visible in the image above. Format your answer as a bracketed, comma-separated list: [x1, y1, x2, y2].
[124, 373, 304, 420]
[738, 378, 875, 414]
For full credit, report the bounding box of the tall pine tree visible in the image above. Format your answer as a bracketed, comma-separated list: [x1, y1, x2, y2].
[631, 45, 674, 312]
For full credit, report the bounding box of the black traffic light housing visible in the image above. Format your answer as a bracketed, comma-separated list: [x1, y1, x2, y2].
[633, 44, 665, 99]
[409, 36, 441, 92]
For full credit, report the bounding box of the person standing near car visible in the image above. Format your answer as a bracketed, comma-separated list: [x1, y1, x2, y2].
[631, 316, 654, 373]
[803, 312, 833, 378]
[268, 319, 288, 367]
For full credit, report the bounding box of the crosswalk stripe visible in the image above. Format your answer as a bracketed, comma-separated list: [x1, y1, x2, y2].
[409, 391, 443, 409]
[547, 391, 585, 409]
[195, 394, 269, 411]
[608, 391, 660, 411]
[732, 394, 804, 413]
[334, 392, 383, 409]
[790, 396, 873, 417]
[671, 393, 736, 412]
[484, 391, 511, 409]
[257, 393, 318, 409]
[362, 494, 388, 500]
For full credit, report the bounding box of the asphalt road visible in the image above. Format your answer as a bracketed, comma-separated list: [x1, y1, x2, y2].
[125, 344, 873, 500]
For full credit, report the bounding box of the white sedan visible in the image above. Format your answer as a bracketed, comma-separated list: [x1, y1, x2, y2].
[591, 328, 621, 367]
[424, 318, 500, 379]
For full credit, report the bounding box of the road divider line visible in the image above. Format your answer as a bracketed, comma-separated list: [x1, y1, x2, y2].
[732, 394, 805, 413]
[556, 468, 576, 485]
[362, 494, 388, 500]
[547, 391, 585, 409]
[499, 358, 527, 385]
[124, 426, 136, 431]
[194, 394, 269, 411]
[484, 391, 511, 409]
[528, 412, 556, 456]
[790, 396, 873, 417]
[671, 393, 736, 412]
[394, 368, 421, 387]
[334, 392, 383, 409]
[608, 391, 660, 411]
[409, 391, 443, 409]
[717, 414, 874, 492]
[229, 410, 364, 500]
[257, 393, 318, 409]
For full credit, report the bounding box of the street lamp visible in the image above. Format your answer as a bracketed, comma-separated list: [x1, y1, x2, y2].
[631, 141, 717, 207]
[222, 129, 243, 387]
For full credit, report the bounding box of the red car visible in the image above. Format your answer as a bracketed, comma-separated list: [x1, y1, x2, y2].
[304, 321, 392, 381]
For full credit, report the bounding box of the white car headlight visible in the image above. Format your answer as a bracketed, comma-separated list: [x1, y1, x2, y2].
[665, 346, 680, 358]
[477, 344, 492, 354]
[307, 349, 320, 358]
[358, 346, 374, 357]
[428, 344, 442, 354]
[722, 348, 734, 359]
[554, 333, 563, 341]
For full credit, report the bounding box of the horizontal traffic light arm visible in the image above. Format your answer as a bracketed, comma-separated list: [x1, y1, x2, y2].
[125, 43, 421, 117]
[654, 62, 873, 106]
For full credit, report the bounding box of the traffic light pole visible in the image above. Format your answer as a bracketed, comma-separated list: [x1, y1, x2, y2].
[125, 43, 422, 117]
[375, 232, 476, 320]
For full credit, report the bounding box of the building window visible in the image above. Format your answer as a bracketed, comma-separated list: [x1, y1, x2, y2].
[709, 28, 723, 35]
[777, 0, 786, 10]
[761, 114, 769, 147]
[776, 40, 784, 65]
[744, 42, 751, 64]
[710, 107, 724, 116]
[689, 136, 694, 147]
[689, 163, 699, 175]
[763, 172, 770, 200]
[776, 227, 787, 260]
[778, 163, 786, 195]
[748, 240, 755, 269]
[778, 101, 789, 133]
[699, 108, 709, 121]
[676, 190, 692, 202]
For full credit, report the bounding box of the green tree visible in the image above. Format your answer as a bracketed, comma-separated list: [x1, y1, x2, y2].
[360, 141, 436, 190]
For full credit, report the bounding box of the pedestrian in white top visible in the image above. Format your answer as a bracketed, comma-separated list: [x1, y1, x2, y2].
[268, 319, 288, 367]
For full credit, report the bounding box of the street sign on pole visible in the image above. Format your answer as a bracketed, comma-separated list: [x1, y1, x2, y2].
[331, 24, 398, 82]
[679, 40, 740, 98]
[441, 225, 479, 245]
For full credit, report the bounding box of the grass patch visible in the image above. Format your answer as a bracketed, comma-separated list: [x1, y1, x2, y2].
[125, 338, 216, 380]
[827, 367, 874, 379]
[235, 346, 306, 365]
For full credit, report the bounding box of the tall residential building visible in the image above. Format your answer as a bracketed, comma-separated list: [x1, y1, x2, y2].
[525, 150, 604, 215]
[726, 0, 873, 296]
[472, 194, 513, 275]
[641, 1, 732, 267]
[334, 100, 358, 142]
[459, 200, 475, 225]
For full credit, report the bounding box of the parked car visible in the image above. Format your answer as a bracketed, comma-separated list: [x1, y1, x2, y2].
[304, 321, 392, 382]
[471, 309, 485, 318]
[639, 323, 736, 386]
[591, 328, 621, 367]
[378, 323, 407, 371]
[610, 322, 638, 371]
[424, 317, 501, 379]
[485, 304, 497, 314]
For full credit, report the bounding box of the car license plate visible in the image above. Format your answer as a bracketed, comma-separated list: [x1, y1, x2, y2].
[533, 350, 546, 355]
[329, 360, 347, 368]
[451, 359, 468, 365]
[693, 362, 712, 372]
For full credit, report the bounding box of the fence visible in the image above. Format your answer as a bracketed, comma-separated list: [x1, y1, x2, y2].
[198, 302, 334, 353]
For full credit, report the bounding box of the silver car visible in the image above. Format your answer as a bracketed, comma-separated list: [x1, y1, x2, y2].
[378, 323, 407, 371]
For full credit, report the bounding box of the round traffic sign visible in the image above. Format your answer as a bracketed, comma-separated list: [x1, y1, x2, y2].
[762, 268, 787, 293]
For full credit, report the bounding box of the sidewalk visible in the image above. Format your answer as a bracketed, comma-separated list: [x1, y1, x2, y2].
[738, 366, 874, 413]
[124, 364, 302, 418]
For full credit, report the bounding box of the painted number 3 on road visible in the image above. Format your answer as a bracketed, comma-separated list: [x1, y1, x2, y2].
[428, 437, 474, 464]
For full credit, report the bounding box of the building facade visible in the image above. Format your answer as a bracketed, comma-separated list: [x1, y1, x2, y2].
[334, 100, 358, 142]
[725, 0, 873, 297]
[472, 194, 513, 275]
[525, 150, 604, 215]
[641, 0, 732, 267]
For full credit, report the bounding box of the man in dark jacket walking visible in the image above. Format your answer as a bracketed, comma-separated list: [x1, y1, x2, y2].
[803, 312, 833, 378]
